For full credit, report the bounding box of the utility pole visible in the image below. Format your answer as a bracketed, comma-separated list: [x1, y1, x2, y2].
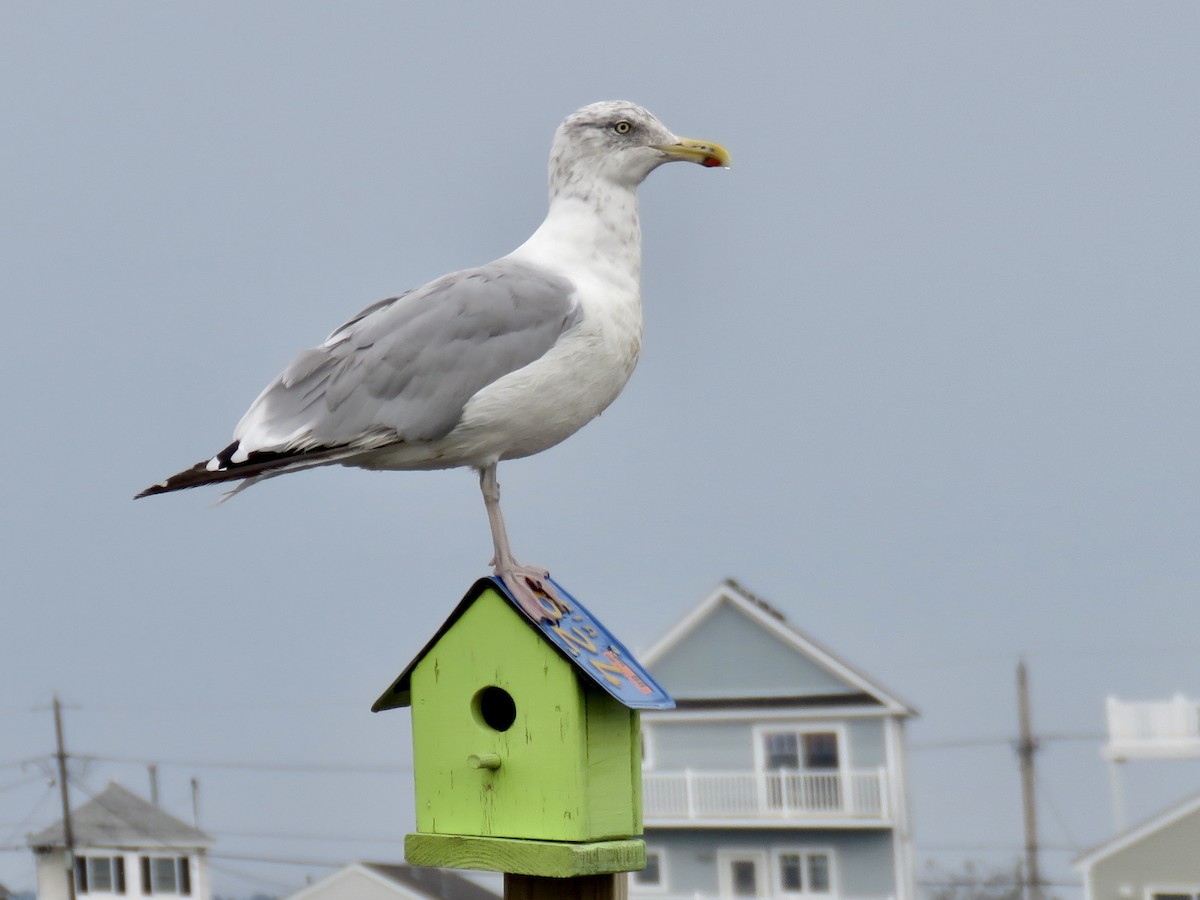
[52, 693, 78, 900]
[1016, 659, 1043, 900]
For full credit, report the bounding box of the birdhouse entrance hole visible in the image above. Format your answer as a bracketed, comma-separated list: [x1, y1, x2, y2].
[473, 685, 516, 732]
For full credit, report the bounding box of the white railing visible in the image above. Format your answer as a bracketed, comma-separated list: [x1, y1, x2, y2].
[1106, 695, 1200, 759]
[643, 768, 888, 821]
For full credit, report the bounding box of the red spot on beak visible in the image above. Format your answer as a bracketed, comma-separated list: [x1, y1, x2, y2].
[702, 156, 723, 168]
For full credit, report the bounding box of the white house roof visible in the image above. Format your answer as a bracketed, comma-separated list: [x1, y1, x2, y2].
[287, 862, 498, 900]
[27, 781, 212, 849]
[641, 579, 916, 715]
[1073, 788, 1200, 869]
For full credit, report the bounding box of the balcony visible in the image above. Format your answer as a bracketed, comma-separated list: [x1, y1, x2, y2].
[1105, 695, 1200, 760]
[642, 768, 889, 825]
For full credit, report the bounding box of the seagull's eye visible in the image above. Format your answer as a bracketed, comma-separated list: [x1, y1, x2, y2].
[613, 120, 632, 135]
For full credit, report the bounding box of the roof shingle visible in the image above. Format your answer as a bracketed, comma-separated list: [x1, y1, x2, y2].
[27, 782, 212, 849]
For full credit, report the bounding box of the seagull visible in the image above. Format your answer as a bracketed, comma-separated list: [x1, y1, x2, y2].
[137, 100, 730, 621]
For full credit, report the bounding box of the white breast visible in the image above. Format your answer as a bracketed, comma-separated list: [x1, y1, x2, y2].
[362, 184, 646, 472]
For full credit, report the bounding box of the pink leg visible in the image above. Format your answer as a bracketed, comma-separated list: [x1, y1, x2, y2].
[478, 463, 567, 623]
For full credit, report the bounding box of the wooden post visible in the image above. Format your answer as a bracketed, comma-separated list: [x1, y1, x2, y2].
[1016, 658, 1043, 900]
[53, 694, 78, 900]
[505, 873, 626, 900]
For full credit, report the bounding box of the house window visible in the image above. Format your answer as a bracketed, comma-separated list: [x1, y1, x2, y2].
[75, 856, 126, 895]
[803, 733, 839, 770]
[140, 856, 191, 895]
[718, 851, 768, 898]
[641, 729, 654, 770]
[632, 849, 666, 891]
[808, 853, 831, 892]
[765, 733, 801, 769]
[731, 860, 759, 896]
[774, 849, 834, 897]
[760, 729, 843, 811]
[780, 853, 804, 892]
[761, 730, 840, 771]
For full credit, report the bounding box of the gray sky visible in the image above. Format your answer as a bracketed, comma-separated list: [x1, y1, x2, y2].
[2, 2, 1198, 896]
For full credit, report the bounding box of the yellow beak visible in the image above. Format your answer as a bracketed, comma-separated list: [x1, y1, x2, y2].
[655, 137, 732, 169]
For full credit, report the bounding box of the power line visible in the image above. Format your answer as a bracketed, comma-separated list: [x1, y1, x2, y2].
[918, 844, 1079, 854]
[1036, 771, 1080, 849]
[917, 879, 1082, 889]
[207, 828, 404, 845]
[0, 774, 47, 795]
[205, 858, 303, 894]
[0, 756, 50, 771]
[911, 732, 1104, 753]
[910, 737, 1011, 752]
[73, 753, 410, 775]
[74, 702, 361, 713]
[1038, 732, 1105, 743]
[0, 782, 55, 850]
[209, 851, 343, 869]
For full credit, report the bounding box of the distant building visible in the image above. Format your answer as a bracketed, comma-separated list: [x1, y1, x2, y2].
[27, 781, 213, 900]
[1105, 695, 1200, 761]
[1075, 790, 1200, 900]
[1103, 694, 1200, 830]
[284, 863, 498, 900]
[634, 579, 918, 900]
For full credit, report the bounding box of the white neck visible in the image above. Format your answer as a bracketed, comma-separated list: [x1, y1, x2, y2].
[509, 179, 642, 284]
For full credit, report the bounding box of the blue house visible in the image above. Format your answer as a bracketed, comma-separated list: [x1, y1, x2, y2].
[633, 580, 917, 900]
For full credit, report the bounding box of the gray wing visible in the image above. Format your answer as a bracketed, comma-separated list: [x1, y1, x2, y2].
[233, 258, 581, 452]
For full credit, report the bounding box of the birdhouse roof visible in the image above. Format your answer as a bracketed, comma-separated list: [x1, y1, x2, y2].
[372, 576, 673, 712]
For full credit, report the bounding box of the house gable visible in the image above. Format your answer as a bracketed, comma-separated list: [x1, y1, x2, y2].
[286, 862, 498, 900]
[642, 582, 912, 713]
[287, 865, 426, 900]
[27, 781, 211, 850]
[1077, 791, 1200, 892]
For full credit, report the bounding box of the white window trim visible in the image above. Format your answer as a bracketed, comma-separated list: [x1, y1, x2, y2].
[641, 724, 655, 771]
[752, 723, 851, 774]
[77, 854, 126, 896]
[630, 845, 668, 893]
[751, 723, 850, 814]
[717, 847, 770, 898]
[770, 846, 839, 898]
[141, 854, 191, 896]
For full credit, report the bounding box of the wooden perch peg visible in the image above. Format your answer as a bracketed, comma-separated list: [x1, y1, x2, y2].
[468, 753, 502, 770]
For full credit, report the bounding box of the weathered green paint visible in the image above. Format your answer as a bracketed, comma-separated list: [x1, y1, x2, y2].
[404, 833, 645, 877]
[409, 587, 641, 842]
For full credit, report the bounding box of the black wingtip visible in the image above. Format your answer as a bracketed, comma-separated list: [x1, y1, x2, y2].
[134, 460, 223, 499]
[135, 442, 343, 500]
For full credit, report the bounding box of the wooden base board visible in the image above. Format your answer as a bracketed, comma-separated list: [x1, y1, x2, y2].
[404, 833, 645, 878]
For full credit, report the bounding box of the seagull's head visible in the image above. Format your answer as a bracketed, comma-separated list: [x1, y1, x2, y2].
[548, 101, 731, 195]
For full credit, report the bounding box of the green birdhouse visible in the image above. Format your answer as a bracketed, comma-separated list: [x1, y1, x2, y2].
[373, 577, 673, 875]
